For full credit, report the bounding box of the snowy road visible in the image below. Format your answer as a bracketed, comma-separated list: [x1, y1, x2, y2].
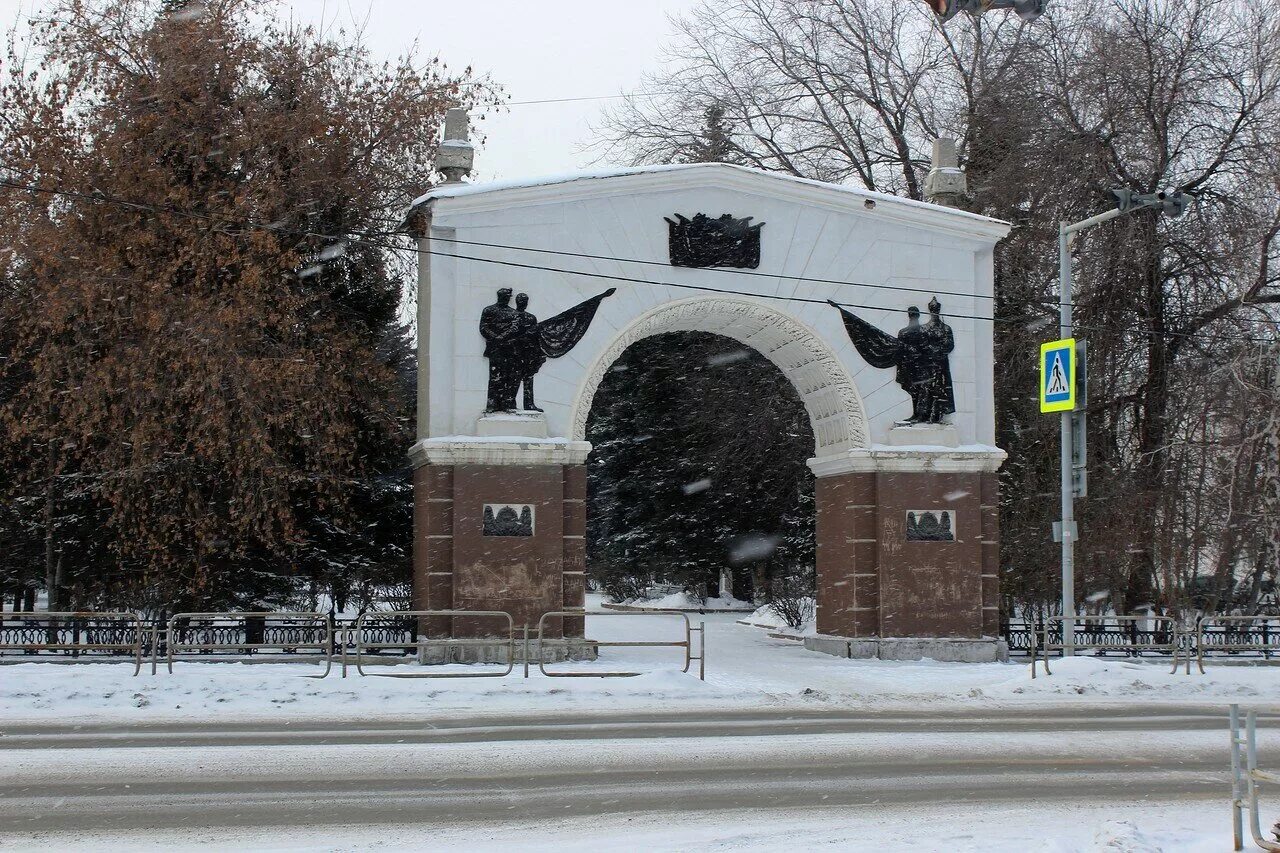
[3, 610, 1278, 849]
[0, 706, 1271, 847]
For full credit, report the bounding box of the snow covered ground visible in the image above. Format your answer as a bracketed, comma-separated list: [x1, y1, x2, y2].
[5, 803, 1237, 852]
[1, 600, 1277, 724]
[4, 597, 1277, 853]
[613, 590, 757, 610]
[738, 599, 817, 634]
[3, 710, 1269, 851]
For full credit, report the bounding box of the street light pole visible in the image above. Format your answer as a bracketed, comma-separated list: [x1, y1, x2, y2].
[1057, 208, 1120, 655]
[1055, 191, 1185, 655]
[1058, 222, 1075, 655]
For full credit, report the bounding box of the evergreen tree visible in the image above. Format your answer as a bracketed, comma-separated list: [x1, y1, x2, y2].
[587, 332, 814, 603]
[681, 104, 741, 164]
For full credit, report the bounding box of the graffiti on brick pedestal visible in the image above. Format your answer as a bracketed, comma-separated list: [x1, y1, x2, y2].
[455, 563, 558, 606]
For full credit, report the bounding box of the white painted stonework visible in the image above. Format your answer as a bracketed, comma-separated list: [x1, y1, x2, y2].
[409, 163, 1010, 473]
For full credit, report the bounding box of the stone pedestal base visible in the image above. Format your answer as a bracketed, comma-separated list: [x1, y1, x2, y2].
[476, 410, 549, 438]
[885, 422, 959, 448]
[804, 634, 1009, 663]
[408, 436, 593, 647]
[806, 446, 1006, 651]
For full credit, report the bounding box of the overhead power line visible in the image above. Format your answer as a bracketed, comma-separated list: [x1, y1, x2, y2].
[0, 176, 1275, 346]
[415, 233, 1019, 307]
[0, 165, 1080, 308]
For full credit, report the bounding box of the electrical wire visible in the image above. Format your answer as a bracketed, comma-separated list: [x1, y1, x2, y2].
[1, 175, 1276, 346]
[0, 167, 1188, 319]
[10, 165, 1021, 308]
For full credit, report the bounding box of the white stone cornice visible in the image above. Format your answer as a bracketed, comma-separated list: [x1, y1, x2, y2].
[416, 163, 1011, 244]
[409, 437, 593, 468]
[807, 445, 1007, 478]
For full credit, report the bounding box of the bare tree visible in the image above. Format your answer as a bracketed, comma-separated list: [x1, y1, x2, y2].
[595, 0, 1280, 618]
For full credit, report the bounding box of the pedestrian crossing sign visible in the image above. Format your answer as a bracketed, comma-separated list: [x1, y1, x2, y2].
[1040, 338, 1076, 413]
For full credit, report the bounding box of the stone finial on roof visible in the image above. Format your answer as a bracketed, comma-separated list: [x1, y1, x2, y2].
[437, 107, 474, 184]
[924, 138, 966, 209]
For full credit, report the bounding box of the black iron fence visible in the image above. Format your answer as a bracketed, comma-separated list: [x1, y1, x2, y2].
[1004, 619, 1280, 660]
[0, 613, 415, 660]
[0, 614, 146, 655]
[4, 611, 1278, 665]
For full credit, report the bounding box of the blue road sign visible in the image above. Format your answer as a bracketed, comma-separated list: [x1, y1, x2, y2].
[1040, 338, 1076, 413]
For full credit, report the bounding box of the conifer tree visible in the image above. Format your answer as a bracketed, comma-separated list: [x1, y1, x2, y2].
[587, 332, 814, 603]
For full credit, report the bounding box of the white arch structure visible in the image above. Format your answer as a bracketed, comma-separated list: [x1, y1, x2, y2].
[568, 297, 868, 458]
[405, 162, 1011, 661]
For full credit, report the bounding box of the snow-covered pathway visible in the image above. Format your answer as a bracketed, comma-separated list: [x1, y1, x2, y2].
[4, 603, 1278, 853]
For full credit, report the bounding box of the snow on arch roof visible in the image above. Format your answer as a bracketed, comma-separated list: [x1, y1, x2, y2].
[407, 162, 1010, 241]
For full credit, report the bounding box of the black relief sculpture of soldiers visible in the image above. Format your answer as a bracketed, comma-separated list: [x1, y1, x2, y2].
[906, 510, 955, 542]
[666, 213, 764, 269]
[479, 287, 617, 413]
[828, 296, 956, 425]
[483, 504, 534, 537]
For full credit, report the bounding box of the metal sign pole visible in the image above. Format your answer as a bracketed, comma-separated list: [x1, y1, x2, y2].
[1058, 223, 1076, 656]
[1053, 205, 1129, 655]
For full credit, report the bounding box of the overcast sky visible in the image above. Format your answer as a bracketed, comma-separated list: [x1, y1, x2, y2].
[2, 0, 697, 181]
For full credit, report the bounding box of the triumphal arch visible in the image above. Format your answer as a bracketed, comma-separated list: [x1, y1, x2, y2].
[405, 122, 1010, 662]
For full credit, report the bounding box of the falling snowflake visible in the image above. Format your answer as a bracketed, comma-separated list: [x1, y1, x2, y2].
[728, 534, 780, 564]
[682, 479, 712, 495]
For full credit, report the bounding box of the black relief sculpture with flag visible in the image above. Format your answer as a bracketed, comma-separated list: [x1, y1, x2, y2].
[480, 287, 617, 413]
[827, 296, 956, 425]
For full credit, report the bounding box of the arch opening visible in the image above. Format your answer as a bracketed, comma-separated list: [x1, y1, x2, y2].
[570, 297, 869, 459]
[584, 331, 815, 605]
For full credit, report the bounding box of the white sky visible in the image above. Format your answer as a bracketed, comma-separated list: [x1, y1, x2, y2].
[2, 0, 698, 181]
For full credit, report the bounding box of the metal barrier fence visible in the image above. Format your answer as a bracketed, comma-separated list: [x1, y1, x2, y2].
[0, 610, 710, 680]
[534, 610, 705, 680]
[10, 607, 1280, 678]
[0, 612, 145, 675]
[1230, 704, 1280, 851]
[163, 612, 333, 678]
[342, 610, 515, 678]
[1032, 615, 1183, 677]
[1201, 617, 1280, 674]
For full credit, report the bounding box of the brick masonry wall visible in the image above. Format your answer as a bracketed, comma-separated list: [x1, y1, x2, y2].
[815, 470, 997, 640]
[412, 462, 585, 641]
[417, 462, 998, 643]
[815, 473, 878, 638]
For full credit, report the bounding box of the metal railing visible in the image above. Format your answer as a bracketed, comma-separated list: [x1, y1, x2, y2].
[0, 608, 711, 681]
[1032, 615, 1182, 677]
[163, 612, 333, 678]
[342, 610, 515, 678]
[1230, 705, 1280, 851]
[534, 610, 705, 679]
[0, 612, 145, 675]
[1200, 617, 1280, 674]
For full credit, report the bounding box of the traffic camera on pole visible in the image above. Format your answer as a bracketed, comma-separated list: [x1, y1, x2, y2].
[1110, 188, 1190, 218]
[925, 0, 1048, 22]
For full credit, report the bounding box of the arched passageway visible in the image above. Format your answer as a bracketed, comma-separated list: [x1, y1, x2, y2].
[570, 297, 868, 459]
[585, 330, 815, 606]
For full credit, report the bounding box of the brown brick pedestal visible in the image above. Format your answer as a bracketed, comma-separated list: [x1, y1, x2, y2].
[408, 438, 596, 663]
[805, 447, 1008, 663]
